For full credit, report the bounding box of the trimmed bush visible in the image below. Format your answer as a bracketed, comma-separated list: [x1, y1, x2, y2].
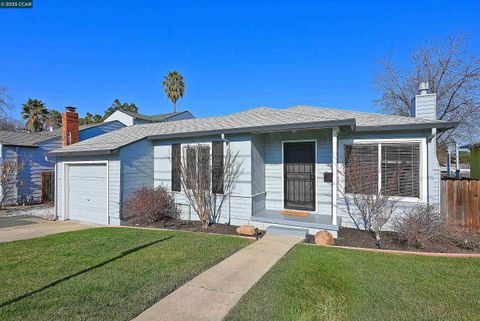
[123, 186, 179, 225]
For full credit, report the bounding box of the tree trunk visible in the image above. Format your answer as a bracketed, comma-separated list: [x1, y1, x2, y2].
[173, 101, 176, 113]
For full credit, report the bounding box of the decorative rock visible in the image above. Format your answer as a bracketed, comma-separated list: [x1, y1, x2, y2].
[315, 230, 334, 245]
[236, 225, 256, 236]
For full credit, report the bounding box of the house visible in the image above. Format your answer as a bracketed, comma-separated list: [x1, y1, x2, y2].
[105, 109, 194, 126]
[0, 109, 125, 205]
[0, 107, 194, 205]
[460, 142, 480, 179]
[49, 83, 456, 236]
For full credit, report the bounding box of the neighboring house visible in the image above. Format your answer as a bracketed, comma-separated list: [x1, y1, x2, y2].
[0, 107, 194, 206]
[49, 83, 456, 237]
[0, 117, 125, 205]
[460, 142, 480, 179]
[105, 109, 194, 126]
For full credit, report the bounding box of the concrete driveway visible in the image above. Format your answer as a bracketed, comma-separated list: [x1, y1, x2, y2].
[0, 215, 94, 243]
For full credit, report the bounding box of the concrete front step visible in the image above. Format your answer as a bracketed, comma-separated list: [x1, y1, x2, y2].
[266, 225, 308, 239]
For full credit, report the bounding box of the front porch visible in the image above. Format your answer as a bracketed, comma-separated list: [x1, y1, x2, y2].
[251, 209, 341, 237]
[249, 128, 340, 237]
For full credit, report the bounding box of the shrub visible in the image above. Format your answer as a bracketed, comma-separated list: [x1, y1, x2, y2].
[123, 186, 180, 225]
[448, 229, 480, 252]
[393, 205, 449, 251]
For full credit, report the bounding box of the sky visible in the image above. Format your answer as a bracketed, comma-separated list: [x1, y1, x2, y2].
[0, 0, 479, 119]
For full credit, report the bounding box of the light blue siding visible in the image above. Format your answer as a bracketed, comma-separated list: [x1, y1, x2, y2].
[153, 134, 252, 226]
[167, 111, 195, 121]
[119, 139, 154, 213]
[79, 121, 126, 140]
[263, 129, 333, 216]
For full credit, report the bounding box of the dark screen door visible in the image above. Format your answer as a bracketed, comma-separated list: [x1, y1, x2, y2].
[283, 142, 316, 211]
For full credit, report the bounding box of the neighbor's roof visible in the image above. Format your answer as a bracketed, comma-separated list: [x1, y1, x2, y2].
[0, 121, 120, 147]
[460, 141, 480, 149]
[115, 110, 192, 123]
[48, 105, 458, 156]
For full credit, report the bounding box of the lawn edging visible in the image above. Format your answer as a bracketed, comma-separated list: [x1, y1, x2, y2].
[306, 243, 480, 258]
[108, 224, 256, 240]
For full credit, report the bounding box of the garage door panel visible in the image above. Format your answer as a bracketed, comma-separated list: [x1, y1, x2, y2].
[67, 164, 108, 225]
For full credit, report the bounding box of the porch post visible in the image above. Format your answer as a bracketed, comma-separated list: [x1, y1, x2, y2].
[332, 128, 338, 226]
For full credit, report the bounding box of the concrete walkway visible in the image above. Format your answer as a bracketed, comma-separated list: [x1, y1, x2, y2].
[134, 234, 303, 321]
[0, 218, 94, 243]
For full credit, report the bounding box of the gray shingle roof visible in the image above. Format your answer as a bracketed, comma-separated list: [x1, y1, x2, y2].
[48, 105, 457, 156]
[0, 121, 120, 147]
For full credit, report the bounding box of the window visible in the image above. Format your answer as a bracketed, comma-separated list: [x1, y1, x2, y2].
[171, 144, 181, 191]
[344, 144, 378, 194]
[381, 144, 420, 197]
[185, 145, 211, 190]
[344, 142, 421, 198]
[212, 141, 224, 194]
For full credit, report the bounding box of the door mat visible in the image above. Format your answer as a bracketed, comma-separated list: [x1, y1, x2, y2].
[280, 210, 310, 217]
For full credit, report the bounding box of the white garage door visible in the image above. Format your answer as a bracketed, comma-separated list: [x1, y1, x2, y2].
[67, 163, 108, 225]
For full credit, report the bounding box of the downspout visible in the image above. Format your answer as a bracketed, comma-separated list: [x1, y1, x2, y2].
[220, 133, 231, 225]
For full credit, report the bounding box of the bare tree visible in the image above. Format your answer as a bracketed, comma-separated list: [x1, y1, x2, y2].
[0, 86, 12, 118]
[0, 156, 27, 208]
[174, 143, 242, 228]
[374, 34, 480, 142]
[338, 155, 401, 248]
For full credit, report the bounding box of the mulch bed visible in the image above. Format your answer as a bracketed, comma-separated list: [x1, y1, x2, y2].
[306, 227, 479, 254]
[127, 218, 264, 238]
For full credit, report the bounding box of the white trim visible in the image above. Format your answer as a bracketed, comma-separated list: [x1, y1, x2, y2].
[338, 137, 428, 203]
[62, 160, 109, 225]
[332, 128, 338, 226]
[281, 139, 317, 212]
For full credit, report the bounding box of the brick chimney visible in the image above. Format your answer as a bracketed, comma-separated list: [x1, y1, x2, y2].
[62, 106, 79, 146]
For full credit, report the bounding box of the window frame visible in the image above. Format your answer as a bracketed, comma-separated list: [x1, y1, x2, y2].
[338, 138, 428, 203]
[171, 142, 226, 194]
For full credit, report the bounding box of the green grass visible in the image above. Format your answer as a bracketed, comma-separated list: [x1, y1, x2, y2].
[226, 245, 480, 321]
[0, 227, 252, 321]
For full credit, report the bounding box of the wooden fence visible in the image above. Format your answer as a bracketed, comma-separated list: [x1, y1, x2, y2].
[441, 178, 480, 231]
[41, 171, 55, 204]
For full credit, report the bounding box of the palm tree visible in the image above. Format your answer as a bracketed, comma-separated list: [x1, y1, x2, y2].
[21, 99, 48, 132]
[45, 109, 62, 130]
[162, 71, 185, 113]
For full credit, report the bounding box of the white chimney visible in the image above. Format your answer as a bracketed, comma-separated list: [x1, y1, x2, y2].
[412, 82, 437, 120]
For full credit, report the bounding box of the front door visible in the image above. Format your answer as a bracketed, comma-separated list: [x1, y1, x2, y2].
[283, 142, 316, 211]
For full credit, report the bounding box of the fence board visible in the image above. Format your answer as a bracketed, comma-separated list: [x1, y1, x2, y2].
[41, 171, 55, 204]
[441, 178, 480, 231]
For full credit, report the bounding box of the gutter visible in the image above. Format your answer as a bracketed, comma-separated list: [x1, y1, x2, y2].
[146, 118, 357, 141]
[356, 121, 458, 132]
[47, 149, 115, 157]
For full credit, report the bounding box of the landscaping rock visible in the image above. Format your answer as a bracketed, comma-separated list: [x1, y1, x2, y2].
[236, 225, 256, 236]
[315, 230, 334, 245]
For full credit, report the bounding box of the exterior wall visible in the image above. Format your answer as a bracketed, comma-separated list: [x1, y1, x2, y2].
[263, 129, 333, 216]
[153, 134, 252, 226]
[472, 147, 480, 179]
[55, 154, 121, 225]
[337, 129, 435, 229]
[119, 139, 154, 218]
[104, 110, 135, 126]
[166, 111, 195, 121]
[79, 121, 126, 140]
[0, 145, 21, 205]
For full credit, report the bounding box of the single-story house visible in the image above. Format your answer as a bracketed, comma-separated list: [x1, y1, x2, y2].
[0, 107, 194, 205]
[49, 83, 456, 236]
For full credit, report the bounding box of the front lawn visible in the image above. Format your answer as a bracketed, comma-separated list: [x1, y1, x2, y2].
[0, 227, 252, 321]
[226, 245, 480, 321]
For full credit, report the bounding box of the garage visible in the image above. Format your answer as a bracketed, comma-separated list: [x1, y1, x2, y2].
[66, 163, 108, 225]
